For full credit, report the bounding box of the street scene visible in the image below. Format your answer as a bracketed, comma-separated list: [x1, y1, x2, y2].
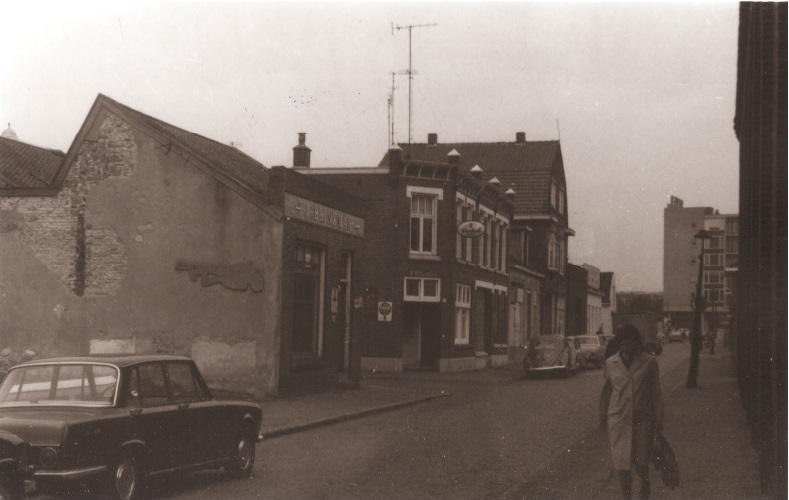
[0, 2, 785, 500]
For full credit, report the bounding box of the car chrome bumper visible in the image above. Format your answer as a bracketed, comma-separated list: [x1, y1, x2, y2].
[32, 465, 107, 480]
[528, 365, 564, 371]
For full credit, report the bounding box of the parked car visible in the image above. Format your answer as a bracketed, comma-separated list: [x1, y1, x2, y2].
[574, 335, 607, 368]
[524, 335, 581, 378]
[0, 355, 263, 500]
[665, 330, 686, 343]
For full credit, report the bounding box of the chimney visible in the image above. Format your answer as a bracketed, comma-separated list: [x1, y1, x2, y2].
[516, 131, 526, 144]
[427, 133, 438, 145]
[293, 132, 311, 168]
[388, 144, 403, 176]
[447, 149, 461, 166]
[470, 164, 483, 179]
[505, 188, 516, 199]
[489, 177, 501, 188]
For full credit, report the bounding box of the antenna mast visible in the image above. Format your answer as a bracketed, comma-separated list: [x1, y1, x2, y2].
[392, 21, 436, 157]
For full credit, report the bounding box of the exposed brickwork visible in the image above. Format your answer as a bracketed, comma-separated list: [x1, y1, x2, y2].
[0, 113, 133, 298]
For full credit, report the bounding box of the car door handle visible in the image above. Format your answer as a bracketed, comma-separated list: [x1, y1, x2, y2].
[178, 403, 190, 410]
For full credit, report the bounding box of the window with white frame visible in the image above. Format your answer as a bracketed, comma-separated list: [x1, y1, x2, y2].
[456, 200, 464, 260]
[704, 288, 723, 304]
[559, 238, 566, 275]
[491, 220, 499, 270]
[465, 206, 474, 262]
[485, 216, 493, 267]
[704, 253, 723, 266]
[500, 224, 508, 272]
[550, 181, 558, 210]
[559, 189, 565, 215]
[410, 193, 437, 255]
[548, 233, 558, 271]
[454, 284, 471, 345]
[704, 270, 723, 285]
[404, 277, 441, 302]
[708, 234, 723, 249]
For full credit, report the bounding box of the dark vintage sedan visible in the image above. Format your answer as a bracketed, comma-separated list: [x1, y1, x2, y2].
[0, 355, 263, 500]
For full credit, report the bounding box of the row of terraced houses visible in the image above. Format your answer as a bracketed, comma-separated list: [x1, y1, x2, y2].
[0, 94, 616, 397]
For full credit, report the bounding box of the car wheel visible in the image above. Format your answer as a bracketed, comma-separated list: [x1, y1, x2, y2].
[227, 431, 256, 479]
[110, 455, 144, 500]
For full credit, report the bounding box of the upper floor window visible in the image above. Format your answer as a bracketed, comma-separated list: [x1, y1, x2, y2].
[558, 189, 566, 215]
[550, 181, 558, 210]
[548, 233, 558, 271]
[410, 194, 437, 255]
[726, 236, 738, 253]
[704, 253, 723, 267]
[707, 234, 723, 249]
[726, 219, 739, 235]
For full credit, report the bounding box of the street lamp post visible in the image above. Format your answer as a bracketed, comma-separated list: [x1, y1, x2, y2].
[686, 229, 711, 388]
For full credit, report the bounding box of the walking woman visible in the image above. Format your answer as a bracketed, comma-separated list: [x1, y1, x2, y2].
[600, 324, 664, 499]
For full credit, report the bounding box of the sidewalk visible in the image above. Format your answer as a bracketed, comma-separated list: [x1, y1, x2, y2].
[503, 349, 762, 500]
[258, 366, 520, 439]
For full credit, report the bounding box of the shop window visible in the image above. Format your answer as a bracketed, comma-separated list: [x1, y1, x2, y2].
[293, 243, 325, 355]
[404, 277, 441, 302]
[454, 284, 471, 345]
[410, 194, 437, 255]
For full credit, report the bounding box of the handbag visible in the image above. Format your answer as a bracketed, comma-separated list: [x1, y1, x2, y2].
[651, 432, 680, 489]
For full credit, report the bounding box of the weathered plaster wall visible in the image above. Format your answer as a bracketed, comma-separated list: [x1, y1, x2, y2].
[0, 110, 283, 397]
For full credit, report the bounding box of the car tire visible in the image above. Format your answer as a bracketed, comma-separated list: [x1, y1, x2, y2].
[227, 431, 256, 479]
[110, 455, 145, 500]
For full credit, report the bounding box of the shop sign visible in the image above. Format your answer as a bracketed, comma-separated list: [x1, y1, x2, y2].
[457, 220, 485, 238]
[285, 194, 364, 237]
[377, 301, 393, 322]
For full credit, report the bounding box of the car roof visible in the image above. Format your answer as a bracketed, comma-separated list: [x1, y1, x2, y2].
[13, 354, 193, 369]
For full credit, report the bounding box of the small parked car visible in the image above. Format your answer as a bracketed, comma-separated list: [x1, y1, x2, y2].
[574, 335, 607, 368]
[665, 330, 686, 343]
[0, 355, 263, 500]
[524, 335, 581, 378]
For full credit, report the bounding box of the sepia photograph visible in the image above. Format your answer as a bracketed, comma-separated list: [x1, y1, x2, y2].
[0, 2, 785, 499]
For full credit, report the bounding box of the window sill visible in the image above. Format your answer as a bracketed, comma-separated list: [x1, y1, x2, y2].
[410, 254, 441, 262]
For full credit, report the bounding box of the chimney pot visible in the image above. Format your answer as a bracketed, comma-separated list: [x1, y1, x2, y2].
[470, 164, 483, 179]
[505, 188, 516, 197]
[293, 132, 312, 168]
[516, 131, 526, 144]
[489, 177, 501, 187]
[447, 148, 461, 165]
[428, 133, 438, 145]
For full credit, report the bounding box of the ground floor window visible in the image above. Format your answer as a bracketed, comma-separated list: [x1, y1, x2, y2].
[455, 284, 471, 345]
[404, 277, 441, 302]
[293, 243, 325, 354]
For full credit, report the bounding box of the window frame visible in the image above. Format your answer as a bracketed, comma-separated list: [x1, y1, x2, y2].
[292, 242, 326, 356]
[408, 186, 442, 257]
[454, 284, 471, 345]
[404, 277, 441, 302]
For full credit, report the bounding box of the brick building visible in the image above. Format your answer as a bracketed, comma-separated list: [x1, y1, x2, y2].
[381, 133, 573, 350]
[0, 95, 366, 397]
[298, 142, 514, 372]
[733, 2, 787, 495]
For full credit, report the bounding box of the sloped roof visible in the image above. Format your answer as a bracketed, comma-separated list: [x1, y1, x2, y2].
[0, 136, 65, 191]
[99, 95, 270, 197]
[379, 140, 561, 214]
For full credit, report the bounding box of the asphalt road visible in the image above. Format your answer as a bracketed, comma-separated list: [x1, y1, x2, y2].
[39, 343, 690, 500]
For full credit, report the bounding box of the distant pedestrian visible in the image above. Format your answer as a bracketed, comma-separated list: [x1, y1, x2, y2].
[599, 324, 664, 499]
[708, 329, 717, 355]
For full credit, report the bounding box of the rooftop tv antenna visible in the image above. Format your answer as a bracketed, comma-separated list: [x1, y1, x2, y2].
[387, 70, 409, 148]
[392, 21, 436, 157]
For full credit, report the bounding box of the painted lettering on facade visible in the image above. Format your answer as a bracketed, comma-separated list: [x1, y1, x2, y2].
[285, 194, 364, 237]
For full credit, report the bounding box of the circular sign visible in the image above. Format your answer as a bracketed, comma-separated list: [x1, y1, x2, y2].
[457, 220, 486, 238]
[378, 302, 392, 316]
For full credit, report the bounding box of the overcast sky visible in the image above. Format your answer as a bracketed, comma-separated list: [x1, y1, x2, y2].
[1, 2, 740, 292]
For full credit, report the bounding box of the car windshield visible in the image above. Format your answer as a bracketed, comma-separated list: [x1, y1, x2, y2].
[0, 363, 119, 407]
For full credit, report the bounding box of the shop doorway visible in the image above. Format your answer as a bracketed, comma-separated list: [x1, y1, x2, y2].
[403, 303, 441, 369]
[338, 253, 352, 373]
